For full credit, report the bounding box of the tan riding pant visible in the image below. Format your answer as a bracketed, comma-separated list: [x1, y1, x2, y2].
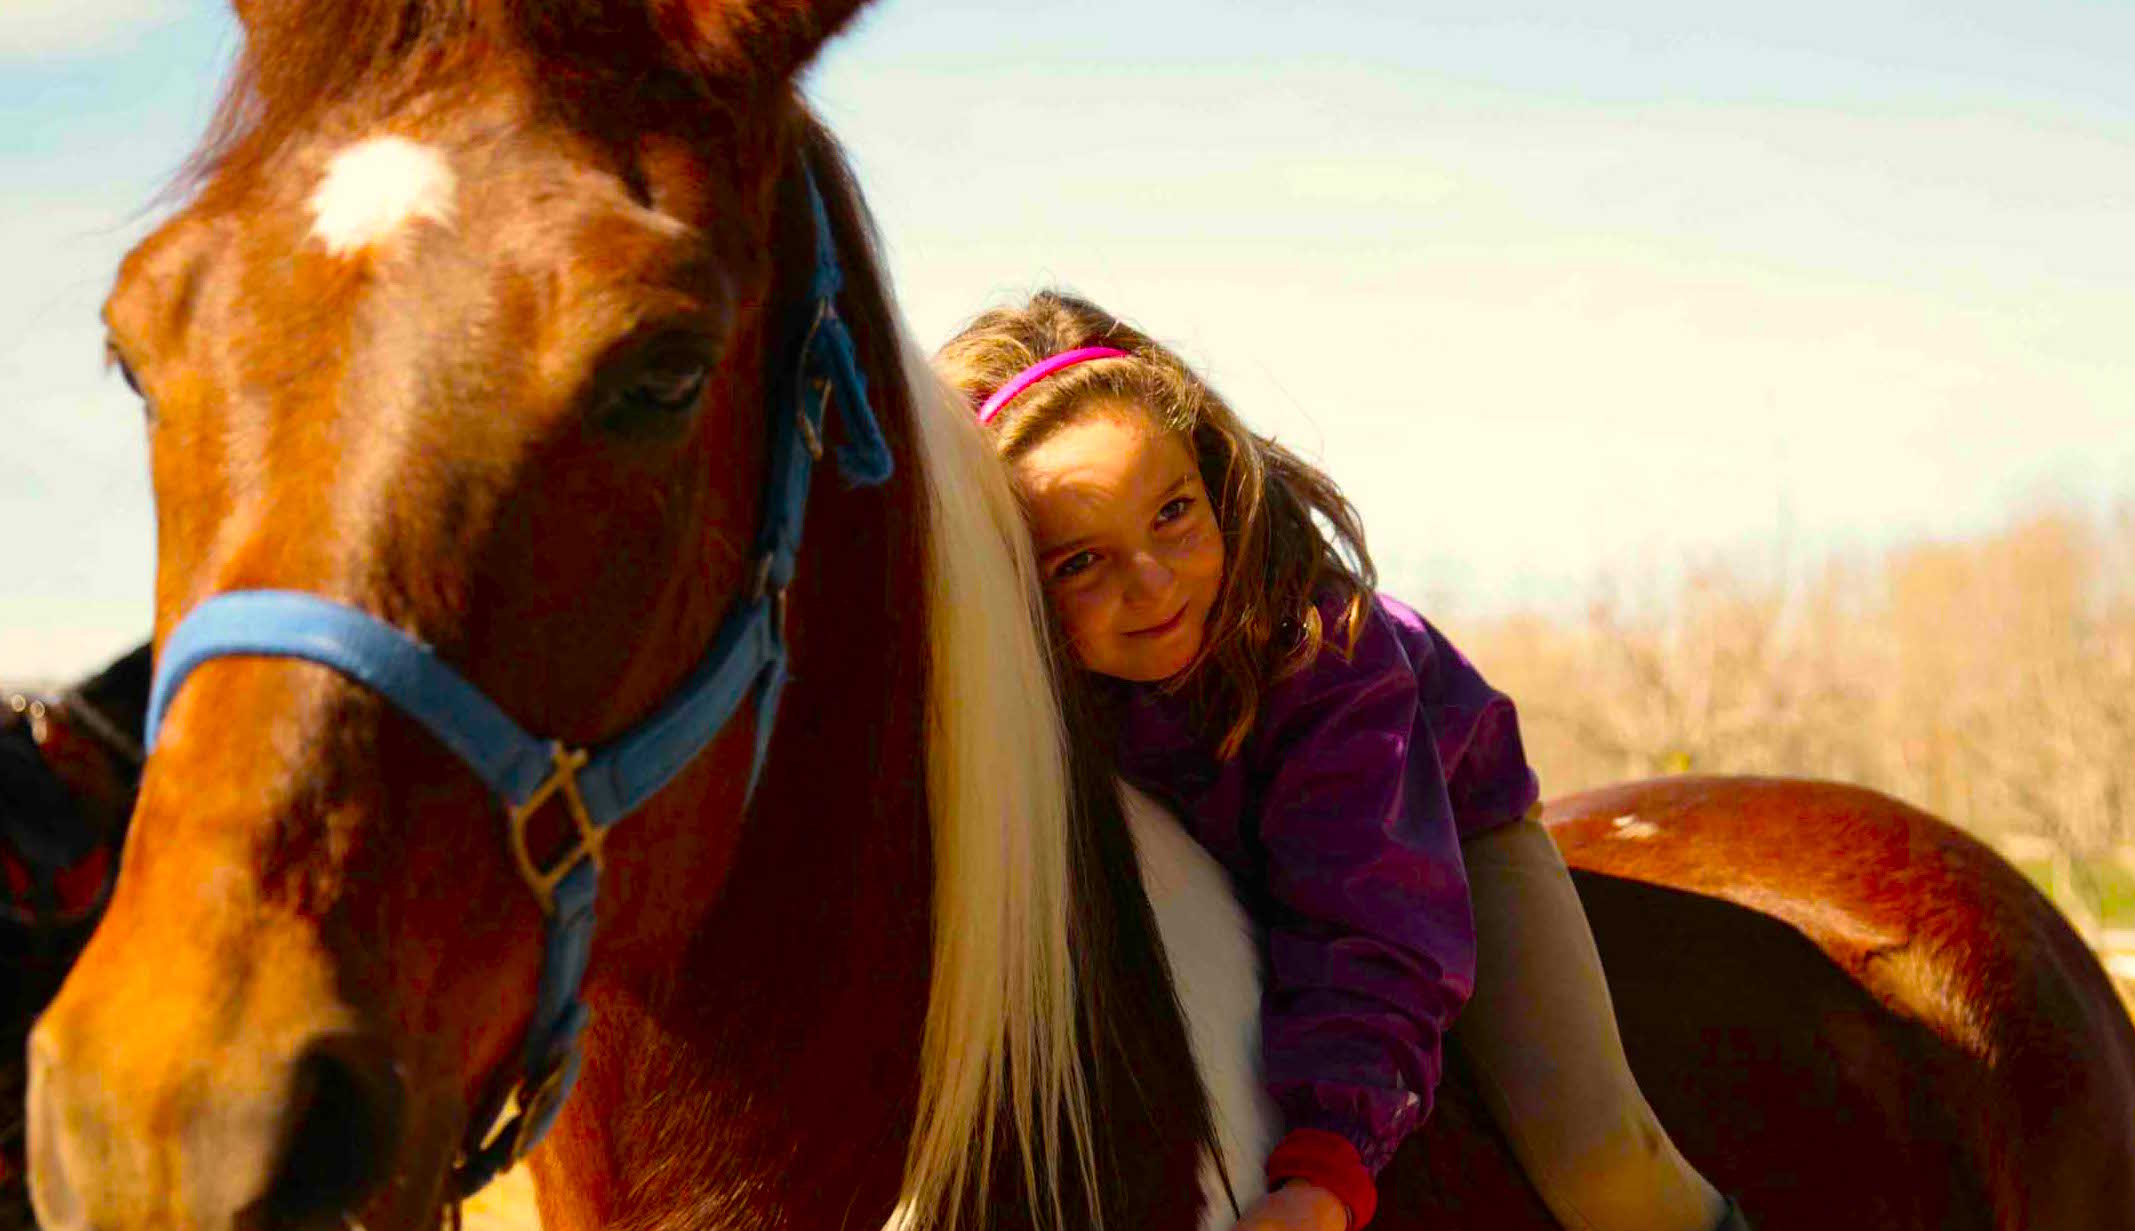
[1449, 813, 1727, 1231]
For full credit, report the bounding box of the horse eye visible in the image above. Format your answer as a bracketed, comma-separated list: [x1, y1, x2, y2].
[606, 358, 709, 425]
[107, 348, 153, 421]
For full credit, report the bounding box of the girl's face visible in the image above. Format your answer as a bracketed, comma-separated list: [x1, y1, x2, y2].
[1010, 402, 1226, 682]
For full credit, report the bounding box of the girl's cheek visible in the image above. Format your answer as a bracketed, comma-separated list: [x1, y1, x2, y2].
[1173, 516, 1225, 581]
[1054, 586, 1112, 652]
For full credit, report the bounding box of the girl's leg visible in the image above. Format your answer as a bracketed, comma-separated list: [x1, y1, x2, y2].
[1451, 811, 1729, 1231]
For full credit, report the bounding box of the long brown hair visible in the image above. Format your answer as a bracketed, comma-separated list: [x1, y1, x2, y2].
[937, 289, 1377, 758]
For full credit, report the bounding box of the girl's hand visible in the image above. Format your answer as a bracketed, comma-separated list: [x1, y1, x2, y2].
[1235, 1181, 1351, 1231]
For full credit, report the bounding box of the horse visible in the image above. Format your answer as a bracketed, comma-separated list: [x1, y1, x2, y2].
[1402, 778, 2135, 1230]
[22, 2, 2135, 1229]
[0, 648, 148, 1231]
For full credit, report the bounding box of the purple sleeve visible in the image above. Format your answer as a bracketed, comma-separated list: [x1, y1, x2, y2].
[1394, 599, 1542, 839]
[1249, 600, 1479, 1173]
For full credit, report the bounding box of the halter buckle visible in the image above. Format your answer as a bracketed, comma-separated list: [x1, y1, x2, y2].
[792, 298, 836, 464]
[507, 742, 602, 917]
[509, 1061, 572, 1163]
[748, 555, 791, 650]
[797, 385, 827, 461]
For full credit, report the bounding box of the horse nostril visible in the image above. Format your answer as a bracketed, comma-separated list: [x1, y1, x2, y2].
[261, 1038, 404, 1227]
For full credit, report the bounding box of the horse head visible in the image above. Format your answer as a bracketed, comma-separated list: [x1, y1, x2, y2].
[25, 4, 939, 1230]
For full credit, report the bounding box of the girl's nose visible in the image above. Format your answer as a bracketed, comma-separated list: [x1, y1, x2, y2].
[1124, 550, 1174, 603]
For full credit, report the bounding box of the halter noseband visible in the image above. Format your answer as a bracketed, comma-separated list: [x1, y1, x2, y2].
[141, 165, 894, 1197]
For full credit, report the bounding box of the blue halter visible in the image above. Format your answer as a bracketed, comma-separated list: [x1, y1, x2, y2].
[141, 166, 894, 1198]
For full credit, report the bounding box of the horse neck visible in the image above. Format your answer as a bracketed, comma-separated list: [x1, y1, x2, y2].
[533, 309, 934, 1231]
[531, 122, 1216, 1227]
[525, 361, 1209, 1231]
[555, 660, 932, 1231]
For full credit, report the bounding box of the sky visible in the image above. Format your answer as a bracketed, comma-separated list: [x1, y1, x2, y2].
[3, 0, 2132, 681]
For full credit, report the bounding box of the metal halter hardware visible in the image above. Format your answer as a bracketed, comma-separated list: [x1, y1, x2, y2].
[140, 164, 894, 1198]
[507, 742, 601, 917]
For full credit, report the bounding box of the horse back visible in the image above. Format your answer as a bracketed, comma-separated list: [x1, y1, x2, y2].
[1545, 776, 2135, 1231]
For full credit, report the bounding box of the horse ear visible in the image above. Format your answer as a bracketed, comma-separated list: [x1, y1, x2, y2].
[658, 0, 873, 89]
[225, 0, 284, 30]
[220, 0, 301, 48]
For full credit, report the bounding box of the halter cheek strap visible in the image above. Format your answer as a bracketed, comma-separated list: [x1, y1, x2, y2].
[141, 163, 893, 1199]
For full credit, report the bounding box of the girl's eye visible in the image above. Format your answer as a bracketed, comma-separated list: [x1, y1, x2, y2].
[1155, 496, 1193, 525]
[1052, 550, 1098, 581]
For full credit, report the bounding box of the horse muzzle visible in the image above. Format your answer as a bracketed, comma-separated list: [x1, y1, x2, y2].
[25, 956, 409, 1231]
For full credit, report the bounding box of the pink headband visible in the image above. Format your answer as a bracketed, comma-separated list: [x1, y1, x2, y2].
[975, 346, 1129, 425]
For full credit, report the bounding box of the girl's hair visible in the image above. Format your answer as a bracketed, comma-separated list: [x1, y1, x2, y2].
[936, 289, 1377, 759]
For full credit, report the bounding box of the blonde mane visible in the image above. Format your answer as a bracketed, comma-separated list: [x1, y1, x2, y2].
[890, 331, 1100, 1231]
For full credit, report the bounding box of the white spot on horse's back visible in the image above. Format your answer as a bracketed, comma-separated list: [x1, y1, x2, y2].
[1611, 813, 1661, 840]
[308, 136, 456, 256]
[1121, 782, 1278, 1224]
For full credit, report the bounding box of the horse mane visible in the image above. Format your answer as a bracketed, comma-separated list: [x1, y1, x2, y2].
[788, 124, 1221, 1229]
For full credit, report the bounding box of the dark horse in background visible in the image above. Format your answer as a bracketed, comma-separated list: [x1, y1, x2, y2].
[0, 651, 146, 1231]
[14, 2, 2135, 1229]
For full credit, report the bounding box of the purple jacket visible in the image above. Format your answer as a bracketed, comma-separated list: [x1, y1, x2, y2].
[1108, 594, 1539, 1171]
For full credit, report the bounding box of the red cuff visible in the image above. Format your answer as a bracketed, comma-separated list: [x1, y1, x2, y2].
[1264, 1128, 1378, 1229]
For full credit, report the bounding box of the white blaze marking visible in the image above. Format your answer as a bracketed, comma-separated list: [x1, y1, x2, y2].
[1611, 813, 1661, 840]
[308, 136, 456, 256]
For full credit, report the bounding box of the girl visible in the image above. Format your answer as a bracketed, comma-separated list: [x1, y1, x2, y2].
[937, 291, 1747, 1231]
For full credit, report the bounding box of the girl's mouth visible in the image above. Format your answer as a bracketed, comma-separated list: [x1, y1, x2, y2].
[1126, 602, 1190, 639]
